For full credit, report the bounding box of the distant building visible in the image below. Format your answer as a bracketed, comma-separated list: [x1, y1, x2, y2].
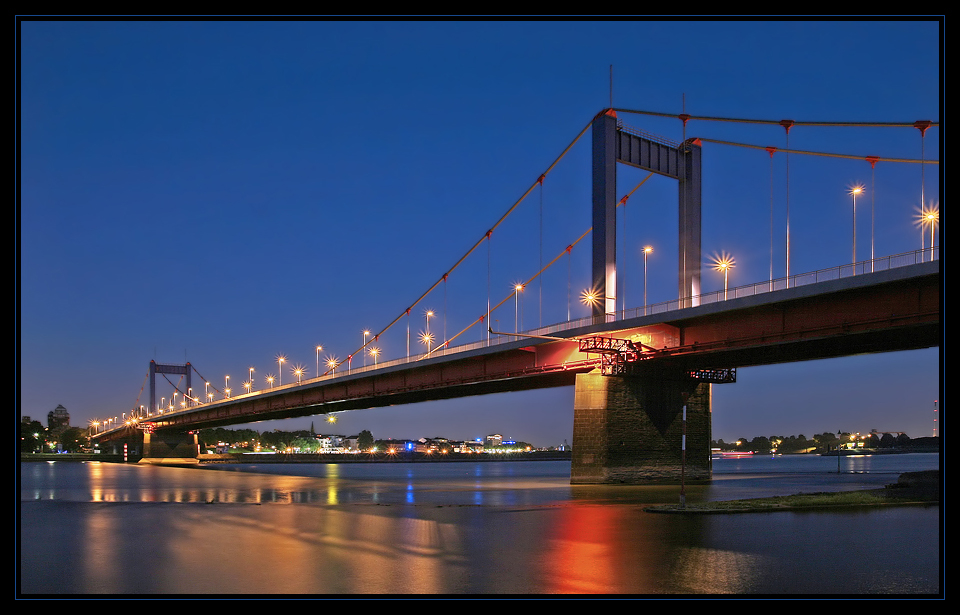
[316, 434, 346, 452]
[454, 440, 484, 453]
[485, 434, 502, 448]
[378, 439, 417, 453]
[47, 405, 70, 432]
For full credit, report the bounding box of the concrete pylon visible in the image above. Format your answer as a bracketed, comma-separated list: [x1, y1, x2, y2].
[571, 371, 711, 484]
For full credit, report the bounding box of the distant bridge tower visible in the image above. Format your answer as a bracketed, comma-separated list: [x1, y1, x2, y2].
[149, 361, 193, 414]
[591, 109, 702, 319]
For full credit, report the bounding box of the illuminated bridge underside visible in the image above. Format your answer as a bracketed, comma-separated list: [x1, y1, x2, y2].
[142, 261, 938, 433]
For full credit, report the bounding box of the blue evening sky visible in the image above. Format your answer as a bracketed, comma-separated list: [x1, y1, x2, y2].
[19, 19, 941, 446]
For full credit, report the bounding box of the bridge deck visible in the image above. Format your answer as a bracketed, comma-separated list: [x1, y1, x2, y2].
[94, 260, 939, 436]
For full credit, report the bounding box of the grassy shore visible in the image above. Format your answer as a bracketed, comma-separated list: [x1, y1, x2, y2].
[645, 470, 939, 514]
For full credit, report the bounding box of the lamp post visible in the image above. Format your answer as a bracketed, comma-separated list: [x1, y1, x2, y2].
[580, 289, 615, 316]
[712, 253, 735, 301]
[249, 367, 254, 391]
[327, 358, 337, 376]
[921, 207, 939, 262]
[421, 331, 434, 355]
[316, 345, 323, 378]
[363, 330, 370, 366]
[849, 185, 863, 271]
[277, 356, 285, 385]
[643, 246, 653, 315]
[369, 346, 380, 365]
[514, 283, 524, 333]
[424, 310, 434, 352]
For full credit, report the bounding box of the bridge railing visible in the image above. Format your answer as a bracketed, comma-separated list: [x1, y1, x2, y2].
[101, 248, 936, 433]
[551, 247, 938, 331]
[269, 248, 940, 377]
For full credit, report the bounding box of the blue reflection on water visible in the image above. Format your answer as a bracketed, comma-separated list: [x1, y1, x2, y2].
[19, 455, 939, 595]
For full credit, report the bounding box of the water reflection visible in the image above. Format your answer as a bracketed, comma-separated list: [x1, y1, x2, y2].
[20, 458, 939, 595]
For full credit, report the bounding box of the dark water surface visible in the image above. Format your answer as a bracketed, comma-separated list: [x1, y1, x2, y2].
[19, 454, 940, 596]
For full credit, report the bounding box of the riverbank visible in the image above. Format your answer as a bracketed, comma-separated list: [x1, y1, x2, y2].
[199, 450, 573, 463]
[645, 470, 940, 514]
[19, 450, 573, 464]
[19, 453, 124, 463]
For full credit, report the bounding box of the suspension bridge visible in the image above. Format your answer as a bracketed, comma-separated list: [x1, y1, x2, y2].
[89, 108, 940, 483]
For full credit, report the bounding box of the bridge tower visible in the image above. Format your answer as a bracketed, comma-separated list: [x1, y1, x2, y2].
[576, 111, 710, 484]
[143, 361, 199, 463]
[591, 108, 702, 319]
[149, 360, 193, 414]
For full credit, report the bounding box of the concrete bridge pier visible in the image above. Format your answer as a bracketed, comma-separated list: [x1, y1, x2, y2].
[571, 371, 711, 484]
[140, 431, 200, 465]
[96, 430, 144, 461]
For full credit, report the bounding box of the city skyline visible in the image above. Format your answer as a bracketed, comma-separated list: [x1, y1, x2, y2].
[19, 19, 940, 447]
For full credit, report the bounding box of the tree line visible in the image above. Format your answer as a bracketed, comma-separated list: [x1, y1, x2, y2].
[712, 431, 933, 454]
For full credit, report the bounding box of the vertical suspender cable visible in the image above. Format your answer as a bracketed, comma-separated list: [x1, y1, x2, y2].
[914, 120, 933, 261]
[567, 246, 572, 322]
[781, 120, 794, 287]
[486, 231, 491, 345]
[870, 158, 876, 271]
[539, 175, 544, 328]
[766, 147, 776, 290]
[621, 194, 626, 315]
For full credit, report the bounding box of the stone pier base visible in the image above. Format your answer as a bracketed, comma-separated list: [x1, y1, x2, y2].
[571, 371, 711, 484]
[141, 431, 200, 464]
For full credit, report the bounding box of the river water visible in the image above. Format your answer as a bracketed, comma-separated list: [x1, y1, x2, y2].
[19, 453, 940, 596]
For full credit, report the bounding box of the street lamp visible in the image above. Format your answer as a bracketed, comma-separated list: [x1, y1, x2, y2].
[266, 375, 275, 388]
[316, 345, 323, 378]
[711, 253, 735, 300]
[327, 357, 338, 375]
[293, 365, 305, 384]
[514, 283, 524, 333]
[643, 246, 653, 315]
[249, 367, 255, 391]
[849, 184, 864, 270]
[369, 346, 380, 365]
[277, 355, 286, 385]
[919, 206, 939, 261]
[363, 330, 371, 366]
[421, 331, 435, 354]
[580, 288, 615, 310]
[224, 376, 229, 398]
